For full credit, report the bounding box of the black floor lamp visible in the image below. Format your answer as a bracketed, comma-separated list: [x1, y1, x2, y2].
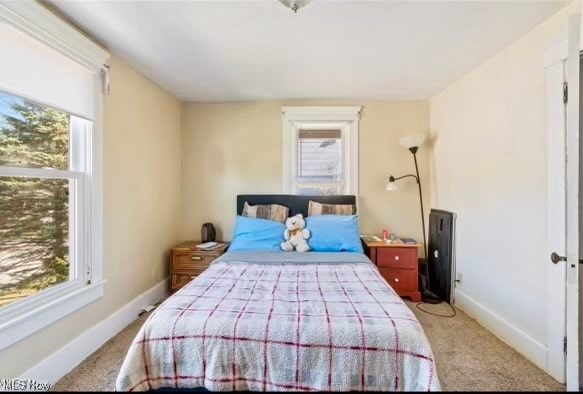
[386, 134, 441, 304]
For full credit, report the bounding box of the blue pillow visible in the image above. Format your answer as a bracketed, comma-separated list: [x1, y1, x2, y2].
[306, 215, 364, 253]
[229, 215, 286, 251]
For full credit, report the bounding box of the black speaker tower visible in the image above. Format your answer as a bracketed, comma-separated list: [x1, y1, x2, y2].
[427, 209, 456, 303]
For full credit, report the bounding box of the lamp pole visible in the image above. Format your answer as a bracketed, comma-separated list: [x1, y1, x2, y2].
[388, 146, 441, 303]
[410, 146, 427, 263]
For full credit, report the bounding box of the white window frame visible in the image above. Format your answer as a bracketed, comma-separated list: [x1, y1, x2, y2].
[282, 106, 361, 196]
[0, 2, 109, 351]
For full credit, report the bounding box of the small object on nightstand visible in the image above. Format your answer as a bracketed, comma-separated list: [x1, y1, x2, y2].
[400, 237, 418, 245]
[364, 238, 421, 302]
[196, 241, 219, 250]
[361, 234, 382, 243]
[382, 229, 388, 241]
[170, 241, 229, 292]
[201, 222, 216, 243]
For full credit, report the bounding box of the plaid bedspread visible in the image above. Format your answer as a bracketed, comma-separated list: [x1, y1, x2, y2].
[115, 254, 440, 391]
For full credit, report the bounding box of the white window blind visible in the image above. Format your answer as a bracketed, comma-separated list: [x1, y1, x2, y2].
[296, 129, 345, 195]
[0, 20, 95, 120]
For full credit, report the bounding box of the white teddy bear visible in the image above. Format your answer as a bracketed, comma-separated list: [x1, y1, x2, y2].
[281, 213, 311, 252]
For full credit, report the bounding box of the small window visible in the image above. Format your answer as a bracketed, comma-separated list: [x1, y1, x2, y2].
[296, 130, 344, 195]
[0, 91, 91, 309]
[282, 106, 360, 196]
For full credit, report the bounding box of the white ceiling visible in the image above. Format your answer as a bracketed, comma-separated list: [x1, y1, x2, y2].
[51, 0, 569, 102]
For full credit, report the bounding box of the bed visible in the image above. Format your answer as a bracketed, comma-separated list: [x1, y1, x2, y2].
[115, 195, 440, 392]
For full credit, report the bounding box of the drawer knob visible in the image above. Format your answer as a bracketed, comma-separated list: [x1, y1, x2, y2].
[394, 278, 400, 283]
[191, 256, 202, 260]
[394, 256, 400, 261]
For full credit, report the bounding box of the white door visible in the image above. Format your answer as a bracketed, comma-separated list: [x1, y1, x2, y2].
[546, 13, 580, 390]
[564, 14, 580, 391]
[546, 42, 567, 384]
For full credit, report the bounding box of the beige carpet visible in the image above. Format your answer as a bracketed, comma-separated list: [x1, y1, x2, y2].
[52, 302, 564, 392]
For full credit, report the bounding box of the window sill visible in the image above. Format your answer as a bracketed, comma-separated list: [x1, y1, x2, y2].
[0, 280, 106, 351]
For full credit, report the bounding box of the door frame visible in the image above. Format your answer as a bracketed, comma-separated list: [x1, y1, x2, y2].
[565, 14, 580, 390]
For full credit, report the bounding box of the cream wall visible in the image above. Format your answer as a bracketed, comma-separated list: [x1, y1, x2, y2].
[429, 1, 579, 370]
[181, 101, 429, 251]
[0, 55, 182, 377]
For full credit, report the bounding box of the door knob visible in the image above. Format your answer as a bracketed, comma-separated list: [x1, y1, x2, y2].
[551, 252, 583, 265]
[551, 252, 567, 264]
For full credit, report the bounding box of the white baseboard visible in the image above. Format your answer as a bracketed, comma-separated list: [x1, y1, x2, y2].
[454, 289, 548, 372]
[19, 278, 169, 385]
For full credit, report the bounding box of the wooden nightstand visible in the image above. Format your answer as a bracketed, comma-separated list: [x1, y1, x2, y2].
[170, 241, 229, 292]
[364, 240, 421, 302]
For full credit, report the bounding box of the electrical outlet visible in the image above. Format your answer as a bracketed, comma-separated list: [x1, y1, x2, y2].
[152, 264, 158, 280]
[455, 272, 462, 286]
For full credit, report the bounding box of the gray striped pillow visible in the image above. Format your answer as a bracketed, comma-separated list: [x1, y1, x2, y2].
[308, 200, 356, 216]
[242, 201, 289, 223]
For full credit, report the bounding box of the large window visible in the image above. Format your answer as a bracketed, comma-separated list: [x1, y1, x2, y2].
[0, 91, 91, 308]
[282, 106, 360, 196]
[0, 2, 109, 350]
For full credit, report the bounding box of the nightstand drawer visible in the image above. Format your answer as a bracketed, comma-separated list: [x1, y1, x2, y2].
[173, 253, 214, 271]
[376, 247, 417, 269]
[378, 267, 417, 292]
[171, 270, 205, 289]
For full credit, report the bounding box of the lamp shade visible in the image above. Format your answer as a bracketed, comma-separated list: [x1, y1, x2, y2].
[399, 134, 427, 149]
[386, 179, 399, 191]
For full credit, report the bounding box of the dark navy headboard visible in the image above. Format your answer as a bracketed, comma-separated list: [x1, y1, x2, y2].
[236, 194, 356, 218]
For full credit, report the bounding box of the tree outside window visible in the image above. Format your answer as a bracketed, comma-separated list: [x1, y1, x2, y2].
[0, 92, 71, 308]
